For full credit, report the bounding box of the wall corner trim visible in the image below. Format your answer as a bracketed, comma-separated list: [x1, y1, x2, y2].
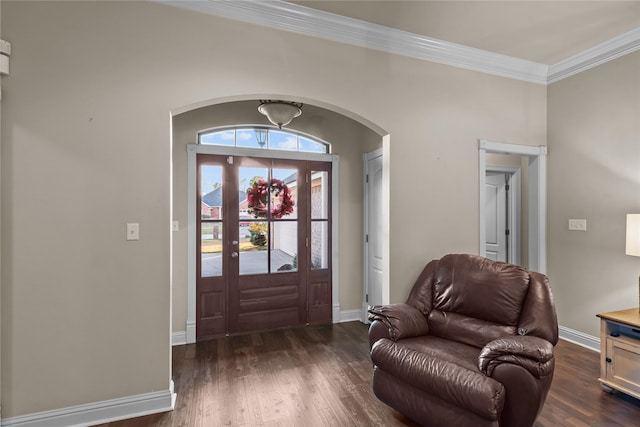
[548, 27, 640, 84]
[1, 382, 176, 427]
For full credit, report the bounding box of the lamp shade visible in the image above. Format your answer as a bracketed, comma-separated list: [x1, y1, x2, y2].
[626, 214, 640, 257]
[258, 101, 302, 129]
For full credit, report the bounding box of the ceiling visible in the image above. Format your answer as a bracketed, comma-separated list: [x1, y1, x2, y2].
[288, 1, 640, 64]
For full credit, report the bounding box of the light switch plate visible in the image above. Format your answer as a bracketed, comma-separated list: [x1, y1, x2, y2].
[127, 223, 140, 240]
[568, 219, 587, 231]
[172, 221, 179, 232]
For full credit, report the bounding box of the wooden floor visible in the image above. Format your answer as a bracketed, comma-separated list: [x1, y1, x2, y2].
[97, 322, 640, 427]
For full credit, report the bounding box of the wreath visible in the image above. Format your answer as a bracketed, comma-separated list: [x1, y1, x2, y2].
[246, 177, 295, 219]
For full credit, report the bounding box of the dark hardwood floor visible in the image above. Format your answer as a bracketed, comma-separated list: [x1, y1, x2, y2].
[97, 322, 640, 427]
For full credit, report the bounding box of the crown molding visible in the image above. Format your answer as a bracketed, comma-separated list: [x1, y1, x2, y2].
[156, 0, 548, 84]
[548, 27, 640, 84]
[156, 0, 640, 86]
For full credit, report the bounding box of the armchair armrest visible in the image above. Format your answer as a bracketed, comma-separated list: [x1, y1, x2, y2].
[368, 303, 428, 342]
[478, 335, 554, 379]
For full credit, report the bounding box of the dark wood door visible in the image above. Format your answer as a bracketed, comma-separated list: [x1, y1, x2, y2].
[196, 155, 332, 339]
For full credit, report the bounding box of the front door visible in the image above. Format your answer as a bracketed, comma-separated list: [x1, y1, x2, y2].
[196, 154, 332, 339]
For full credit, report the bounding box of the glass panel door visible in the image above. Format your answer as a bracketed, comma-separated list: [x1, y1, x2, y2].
[196, 154, 333, 339]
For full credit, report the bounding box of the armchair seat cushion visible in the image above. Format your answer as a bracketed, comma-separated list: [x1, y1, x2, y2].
[371, 338, 505, 421]
[392, 334, 481, 372]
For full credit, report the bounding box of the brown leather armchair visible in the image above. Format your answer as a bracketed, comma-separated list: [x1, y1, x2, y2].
[368, 254, 558, 427]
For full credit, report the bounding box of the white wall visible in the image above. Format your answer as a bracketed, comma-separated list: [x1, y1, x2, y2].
[1, 0, 546, 418]
[548, 51, 640, 338]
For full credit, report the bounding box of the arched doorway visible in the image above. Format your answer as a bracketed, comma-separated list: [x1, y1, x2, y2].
[170, 98, 390, 343]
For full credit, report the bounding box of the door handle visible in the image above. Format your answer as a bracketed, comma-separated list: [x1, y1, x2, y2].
[231, 251, 239, 258]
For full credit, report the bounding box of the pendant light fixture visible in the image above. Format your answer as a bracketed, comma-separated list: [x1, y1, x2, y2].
[257, 100, 303, 129]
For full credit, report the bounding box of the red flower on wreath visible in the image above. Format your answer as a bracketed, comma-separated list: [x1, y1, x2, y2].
[246, 177, 295, 219]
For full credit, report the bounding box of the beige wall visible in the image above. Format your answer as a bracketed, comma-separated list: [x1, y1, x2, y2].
[548, 51, 640, 338]
[1, 0, 546, 418]
[171, 102, 381, 332]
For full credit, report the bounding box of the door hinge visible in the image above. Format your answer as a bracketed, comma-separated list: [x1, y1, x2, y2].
[366, 174, 369, 183]
[306, 237, 309, 247]
[505, 184, 510, 191]
[366, 294, 369, 303]
[306, 173, 309, 183]
[505, 229, 510, 236]
[366, 234, 369, 243]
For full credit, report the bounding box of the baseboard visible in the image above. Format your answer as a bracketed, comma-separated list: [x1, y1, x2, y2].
[176, 317, 600, 355]
[186, 321, 196, 344]
[1, 381, 176, 427]
[332, 303, 341, 324]
[559, 325, 600, 352]
[172, 331, 187, 346]
[339, 309, 365, 323]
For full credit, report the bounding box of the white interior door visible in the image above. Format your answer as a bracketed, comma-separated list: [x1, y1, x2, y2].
[365, 149, 383, 307]
[485, 172, 507, 262]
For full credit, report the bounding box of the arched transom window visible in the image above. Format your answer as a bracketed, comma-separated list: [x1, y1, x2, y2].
[198, 127, 330, 154]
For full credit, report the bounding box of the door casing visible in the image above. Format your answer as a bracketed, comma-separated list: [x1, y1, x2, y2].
[479, 140, 547, 272]
[363, 148, 384, 315]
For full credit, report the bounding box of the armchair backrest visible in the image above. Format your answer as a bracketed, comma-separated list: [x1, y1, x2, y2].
[407, 254, 558, 348]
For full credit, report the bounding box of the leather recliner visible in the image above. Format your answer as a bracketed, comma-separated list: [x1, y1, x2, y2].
[368, 254, 558, 427]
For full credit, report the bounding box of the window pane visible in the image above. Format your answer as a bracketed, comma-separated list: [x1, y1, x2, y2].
[311, 221, 329, 270]
[240, 221, 268, 275]
[201, 222, 222, 277]
[200, 130, 235, 146]
[299, 136, 327, 153]
[271, 168, 297, 219]
[271, 221, 297, 273]
[269, 130, 298, 151]
[311, 171, 328, 219]
[201, 165, 223, 220]
[242, 167, 269, 219]
[236, 129, 265, 149]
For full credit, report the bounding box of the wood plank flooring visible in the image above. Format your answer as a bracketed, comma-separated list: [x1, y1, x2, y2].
[96, 322, 640, 427]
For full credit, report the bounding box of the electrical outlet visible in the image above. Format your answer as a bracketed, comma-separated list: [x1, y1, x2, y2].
[568, 219, 587, 231]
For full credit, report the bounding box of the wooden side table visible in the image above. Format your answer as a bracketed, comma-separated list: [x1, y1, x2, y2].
[596, 308, 640, 399]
